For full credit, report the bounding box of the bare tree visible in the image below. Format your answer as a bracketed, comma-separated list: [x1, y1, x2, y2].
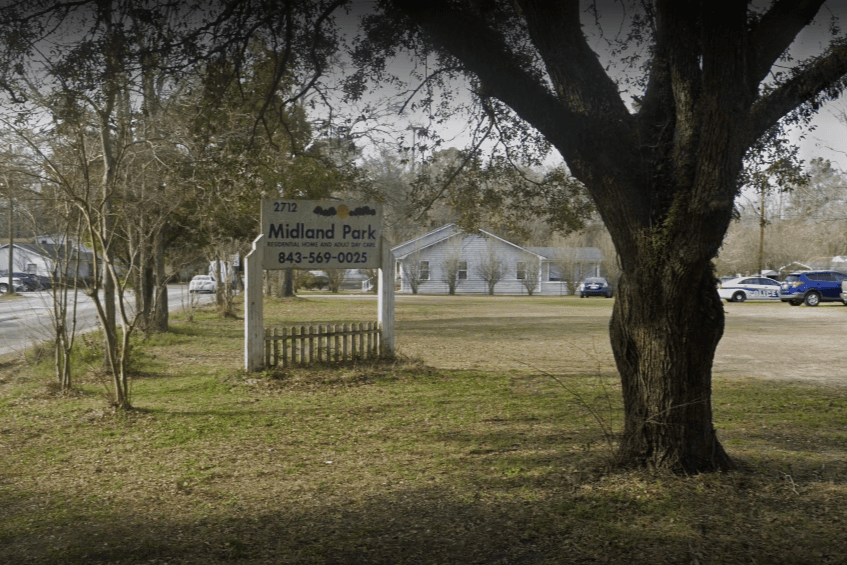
[402, 246, 426, 294]
[740, 129, 808, 276]
[209, 239, 245, 317]
[44, 214, 87, 392]
[324, 269, 347, 293]
[475, 243, 505, 295]
[361, 268, 379, 293]
[441, 241, 465, 295]
[517, 255, 541, 296]
[550, 255, 579, 296]
[550, 232, 589, 295]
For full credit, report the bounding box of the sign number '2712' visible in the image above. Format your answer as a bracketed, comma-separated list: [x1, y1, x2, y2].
[261, 199, 383, 270]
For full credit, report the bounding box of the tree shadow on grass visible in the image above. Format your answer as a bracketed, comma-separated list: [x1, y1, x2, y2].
[2, 456, 845, 565]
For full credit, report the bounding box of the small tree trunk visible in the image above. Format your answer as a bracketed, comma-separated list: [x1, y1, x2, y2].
[153, 229, 168, 332]
[368, 269, 379, 294]
[283, 268, 295, 297]
[101, 241, 117, 373]
[6, 190, 13, 297]
[758, 187, 766, 276]
[610, 259, 734, 473]
[215, 255, 225, 307]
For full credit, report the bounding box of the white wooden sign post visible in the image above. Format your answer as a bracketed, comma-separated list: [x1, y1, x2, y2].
[244, 233, 265, 372]
[245, 200, 394, 372]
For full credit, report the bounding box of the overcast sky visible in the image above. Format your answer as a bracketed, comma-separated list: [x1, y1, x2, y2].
[333, 1, 847, 175]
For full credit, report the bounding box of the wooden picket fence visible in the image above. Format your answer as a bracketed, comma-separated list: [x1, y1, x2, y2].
[264, 322, 382, 367]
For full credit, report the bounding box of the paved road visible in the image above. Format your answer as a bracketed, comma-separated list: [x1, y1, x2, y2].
[0, 285, 216, 356]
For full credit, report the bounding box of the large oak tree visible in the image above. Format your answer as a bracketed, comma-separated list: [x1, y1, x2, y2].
[344, 0, 847, 472]
[5, 1, 847, 470]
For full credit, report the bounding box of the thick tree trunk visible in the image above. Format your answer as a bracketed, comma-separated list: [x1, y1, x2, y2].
[610, 257, 734, 473]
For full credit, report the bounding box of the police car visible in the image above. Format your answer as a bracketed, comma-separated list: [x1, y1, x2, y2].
[717, 276, 781, 302]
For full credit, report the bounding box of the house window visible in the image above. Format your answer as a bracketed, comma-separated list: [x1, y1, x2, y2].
[420, 261, 430, 281]
[516, 261, 526, 280]
[27, 264, 37, 274]
[458, 261, 468, 280]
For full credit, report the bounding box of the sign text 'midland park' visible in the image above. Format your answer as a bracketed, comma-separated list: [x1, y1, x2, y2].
[267, 222, 377, 241]
[261, 199, 383, 270]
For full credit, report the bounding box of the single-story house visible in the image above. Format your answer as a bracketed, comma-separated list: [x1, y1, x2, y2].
[391, 224, 603, 295]
[0, 240, 94, 279]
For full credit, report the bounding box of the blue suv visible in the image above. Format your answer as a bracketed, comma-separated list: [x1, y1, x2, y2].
[779, 271, 847, 306]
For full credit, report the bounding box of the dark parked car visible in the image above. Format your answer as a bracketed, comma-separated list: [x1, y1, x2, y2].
[0, 271, 42, 291]
[0, 276, 27, 293]
[779, 270, 847, 306]
[575, 277, 613, 298]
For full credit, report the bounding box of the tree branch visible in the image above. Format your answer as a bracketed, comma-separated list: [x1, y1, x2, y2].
[748, 40, 847, 144]
[748, 0, 826, 86]
[516, 0, 631, 121]
[389, 0, 627, 166]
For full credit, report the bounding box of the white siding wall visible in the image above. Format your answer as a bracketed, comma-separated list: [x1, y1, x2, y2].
[0, 246, 93, 278]
[398, 234, 545, 295]
[0, 247, 52, 277]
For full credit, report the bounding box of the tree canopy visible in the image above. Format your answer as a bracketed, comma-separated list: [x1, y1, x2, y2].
[4, 0, 847, 471]
[342, 0, 847, 473]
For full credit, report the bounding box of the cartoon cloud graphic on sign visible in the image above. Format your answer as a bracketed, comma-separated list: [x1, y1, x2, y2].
[312, 205, 376, 218]
[312, 206, 336, 217]
[349, 206, 377, 216]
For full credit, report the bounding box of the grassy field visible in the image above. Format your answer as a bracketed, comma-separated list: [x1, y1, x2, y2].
[1, 294, 846, 564]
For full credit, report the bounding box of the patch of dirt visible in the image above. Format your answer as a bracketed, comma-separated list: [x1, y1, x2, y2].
[395, 296, 617, 377]
[394, 296, 847, 386]
[714, 302, 847, 385]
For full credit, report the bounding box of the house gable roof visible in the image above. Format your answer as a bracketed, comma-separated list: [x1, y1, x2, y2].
[391, 225, 603, 264]
[0, 242, 52, 256]
[527, 247, 603, 262]
[390, 224, 458, 259]
[1, 242, 91, 260]
[391, 224, 544, 260]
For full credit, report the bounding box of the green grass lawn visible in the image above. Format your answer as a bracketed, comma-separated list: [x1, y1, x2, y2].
[1, 295, 845, 564]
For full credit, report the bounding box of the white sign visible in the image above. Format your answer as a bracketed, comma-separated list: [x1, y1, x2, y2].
[261, 199, 383, 270]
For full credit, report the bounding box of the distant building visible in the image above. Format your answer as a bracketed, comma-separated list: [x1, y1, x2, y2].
[391, 224, 602, 295]
[0, 240, 94, 279]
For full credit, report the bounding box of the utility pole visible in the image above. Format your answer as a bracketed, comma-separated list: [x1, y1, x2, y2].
[7, 193, 12, 295]
[2, 173, 14, 296]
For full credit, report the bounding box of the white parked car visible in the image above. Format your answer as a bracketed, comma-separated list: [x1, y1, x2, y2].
[189, 275, 217, 293]
[0, 277, 27, 294]
[717, 276, 781, 302]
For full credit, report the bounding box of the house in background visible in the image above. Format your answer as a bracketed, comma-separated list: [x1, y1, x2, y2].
[391, 224, 602, 295]
[525, 246, 604, 288]
[0, 238, 94, 279]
